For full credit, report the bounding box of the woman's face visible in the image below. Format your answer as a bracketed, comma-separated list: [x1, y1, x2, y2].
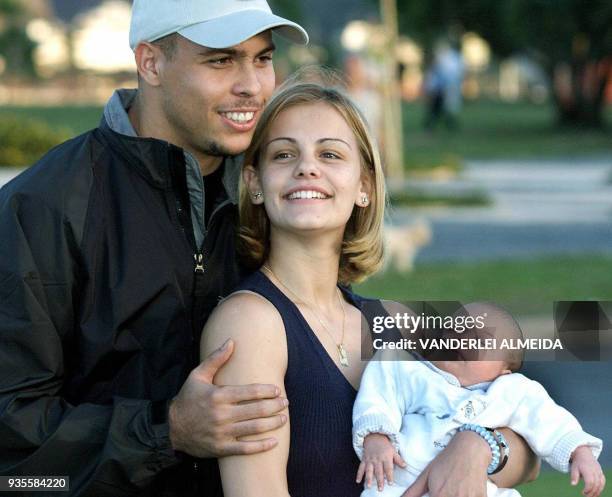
[246, 102, 370, 236]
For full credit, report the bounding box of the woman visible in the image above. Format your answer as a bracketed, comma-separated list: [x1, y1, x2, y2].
[200, 81, 537, 497]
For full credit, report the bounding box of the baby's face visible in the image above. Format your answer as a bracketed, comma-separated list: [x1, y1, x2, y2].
[432, 360, 511, 387]
[430, 302, 520, 386]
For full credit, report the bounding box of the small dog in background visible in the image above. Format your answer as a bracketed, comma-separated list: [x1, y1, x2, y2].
[383, 219, 432, 272]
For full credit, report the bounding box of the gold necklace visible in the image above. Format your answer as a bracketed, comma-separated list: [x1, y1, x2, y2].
[262, 265, 349, 367]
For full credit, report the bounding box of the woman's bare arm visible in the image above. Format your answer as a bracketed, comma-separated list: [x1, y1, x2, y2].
[200, 292, 291, 497]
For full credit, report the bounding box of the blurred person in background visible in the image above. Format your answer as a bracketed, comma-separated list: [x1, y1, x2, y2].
[345, 54, 383, 144]
[424, 39, 465, 131]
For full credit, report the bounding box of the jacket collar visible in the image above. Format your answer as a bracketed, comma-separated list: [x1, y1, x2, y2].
[100, 88, 240, 205]
[102, 89, 138, 138]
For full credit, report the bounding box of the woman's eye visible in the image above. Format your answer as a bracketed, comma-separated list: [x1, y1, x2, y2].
[273, 152, 294, 160]
[321, 151, 341, 159]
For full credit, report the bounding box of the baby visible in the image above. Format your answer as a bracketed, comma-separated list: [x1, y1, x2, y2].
[352, 303, 605, 497]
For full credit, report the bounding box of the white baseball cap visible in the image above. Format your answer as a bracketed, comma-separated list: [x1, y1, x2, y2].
[129, 0, 309, 50]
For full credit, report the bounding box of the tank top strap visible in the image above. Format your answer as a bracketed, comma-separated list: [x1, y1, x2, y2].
[233, 270, 359, 392]
[232, 269, 309, 348]
[233, 270, 369, 335]
[231, 270, 302, 326]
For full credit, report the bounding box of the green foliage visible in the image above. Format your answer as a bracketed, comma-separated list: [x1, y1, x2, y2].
[0, 0, 21, 15]
[0, 0, 36, 76]
[0, 25, 36, 75]
[268, 0, 304, 26]
[0, 115, 70, 167]
[383, 0, 612, 63]
[371, 0, 612, 125]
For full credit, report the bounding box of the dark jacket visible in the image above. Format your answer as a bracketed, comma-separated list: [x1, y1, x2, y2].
[0, 115, 243, 495]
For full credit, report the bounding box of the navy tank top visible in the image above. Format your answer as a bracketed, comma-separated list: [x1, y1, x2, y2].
[234, 270, 363, 497]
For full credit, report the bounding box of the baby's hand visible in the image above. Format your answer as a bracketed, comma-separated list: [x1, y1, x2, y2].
[570, 445, 606, 497]
[357, 433, 407, 491]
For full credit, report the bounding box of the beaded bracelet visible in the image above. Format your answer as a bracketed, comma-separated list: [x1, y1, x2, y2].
[457, 424, 501, 474]
[487, 428, 510, 475]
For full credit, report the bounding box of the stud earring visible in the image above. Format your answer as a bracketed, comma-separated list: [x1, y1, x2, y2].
[253, 192, 263, 200]
[361, 195, 369, 206]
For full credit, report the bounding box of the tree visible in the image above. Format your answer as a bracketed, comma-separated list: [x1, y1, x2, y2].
[387, 0, 612, 127]
[269, 0, 303, 30]
[0, 0, 37, 77]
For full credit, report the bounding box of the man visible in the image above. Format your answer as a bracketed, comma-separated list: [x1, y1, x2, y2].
[0, 1, 307, 495]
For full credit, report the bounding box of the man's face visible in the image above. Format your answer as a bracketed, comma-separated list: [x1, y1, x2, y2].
[157, 31, 276, 161]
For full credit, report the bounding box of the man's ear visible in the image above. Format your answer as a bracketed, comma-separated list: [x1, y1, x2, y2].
[243, 165, 264, 204]
[134, 42, 164, 87]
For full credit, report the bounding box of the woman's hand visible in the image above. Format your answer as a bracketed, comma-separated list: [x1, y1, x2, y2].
[402, 430, 490, 497]
[357, 433, 407, 491]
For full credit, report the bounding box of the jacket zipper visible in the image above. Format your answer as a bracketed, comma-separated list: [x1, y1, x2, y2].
[191, 198, 231, 274]
[192, 195, 232, 273]
[193, 253, 205, 273]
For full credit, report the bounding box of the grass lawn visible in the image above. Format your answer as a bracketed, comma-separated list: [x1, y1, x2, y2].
[516, 469, 611, 497]
[355, 255, 612, 316]
[402, 100, 612, 169]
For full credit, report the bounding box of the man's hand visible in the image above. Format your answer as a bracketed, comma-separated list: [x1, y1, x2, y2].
[570, 446, 606, 497]
[168, 339, 288, 458]
[402, 431, 490, 497]
[357, 433, 407, 491]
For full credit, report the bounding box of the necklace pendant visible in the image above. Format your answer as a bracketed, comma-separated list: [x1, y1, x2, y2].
[338, 344, 349, 367]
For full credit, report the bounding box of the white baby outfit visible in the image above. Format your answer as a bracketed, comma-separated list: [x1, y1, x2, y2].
[352, 352, 603, 497]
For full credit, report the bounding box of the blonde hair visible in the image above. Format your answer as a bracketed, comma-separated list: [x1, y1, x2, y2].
[239, 80, 386, 285]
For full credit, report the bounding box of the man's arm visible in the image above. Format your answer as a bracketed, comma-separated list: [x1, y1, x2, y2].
[200, 292, 291, 497]
[0, 188, 178, 495]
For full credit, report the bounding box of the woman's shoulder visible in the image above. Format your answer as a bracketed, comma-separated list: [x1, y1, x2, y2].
[207, 290, 283, 338]
[201, 291, 288, 383]
[202, 288, 284, 349]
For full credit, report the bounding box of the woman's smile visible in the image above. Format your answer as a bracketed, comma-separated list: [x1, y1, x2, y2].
[283, 187, 333, 201]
